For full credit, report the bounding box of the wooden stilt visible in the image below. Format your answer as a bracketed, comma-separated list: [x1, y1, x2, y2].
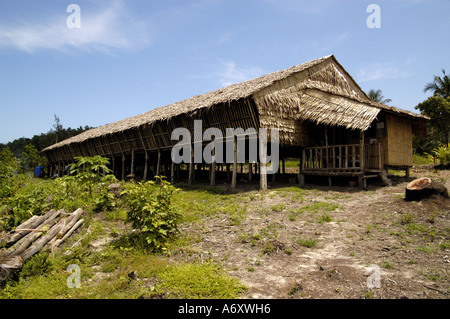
[248, 163, 252, 182]
[131, 149, 135, 176]
[211, 144, 216, 186]
[155, 149, 161, 177]
[188, 144, 194, 186]
[121, 154, 125, 180]
[171, 160, 175, 184]
[231, 136, 237, 189]
[298, 173, 305, 186]
[143, 152, 148, 181]
[259, 135, 268, 191]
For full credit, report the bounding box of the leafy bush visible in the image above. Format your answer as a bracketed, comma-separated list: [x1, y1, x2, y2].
[0, 161, 14, 199]
[21, 252, 53, 278]
[427, 143, 450, 166]
[1, 187, 50, 230]
[93, 187, 117, 212]
[69, 156, 116, 195]
[121, 177, 180, 252]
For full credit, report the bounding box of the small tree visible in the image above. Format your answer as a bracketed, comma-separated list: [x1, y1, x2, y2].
[415, 96, 450, 144]
[367, 89, 392, 104]
[69, 156, 114, 195]
[424, 69, 450, 98]
[22, 144, 41, 171]
[121, 178, 180, 252]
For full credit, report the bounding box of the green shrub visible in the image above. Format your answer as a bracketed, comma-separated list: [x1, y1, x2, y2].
[121, 177, 180, 252]
[2, 187, 50, 229]
[69, 156, 115, 195]
[427, 143, 450, 165]
[21, 252, 53, 278]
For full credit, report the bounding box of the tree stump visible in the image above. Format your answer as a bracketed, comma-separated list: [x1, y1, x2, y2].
[405, 177, 449, 201]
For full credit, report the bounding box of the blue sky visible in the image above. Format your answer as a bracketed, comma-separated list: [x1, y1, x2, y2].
[0, 0, 449, 144]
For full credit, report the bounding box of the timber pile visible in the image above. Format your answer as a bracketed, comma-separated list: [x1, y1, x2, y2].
[0, 208, 84, 284]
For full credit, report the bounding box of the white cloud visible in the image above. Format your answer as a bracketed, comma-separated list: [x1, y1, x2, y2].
[316, 32, 349, 54]
[0, 0, 152, 54]
[356, 62, 413, 82]
[217, 60, 265, 87]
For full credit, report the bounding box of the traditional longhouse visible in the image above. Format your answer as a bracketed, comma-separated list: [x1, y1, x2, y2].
[42, 55, 428, 189]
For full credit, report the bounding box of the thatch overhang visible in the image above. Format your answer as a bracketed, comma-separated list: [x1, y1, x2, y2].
[43, 55, 428, 156]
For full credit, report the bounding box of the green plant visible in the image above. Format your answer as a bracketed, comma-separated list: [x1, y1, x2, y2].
[295, 237, 317, 248]
[121, 177, 180, 252]
[2, 187, 50, 229]
[427, 143, 450, 166]
[382, 261, 393, 269]
[317, 212, 333, 223]
[270, 203, 285, 212]
[400, 213, 414, 225]
[262, 241, 275, 254]
[69, 156, 115, 195]
[21, 252, 53, 278]
[93, 187, 117, 212]
[156, 262, 247, 298]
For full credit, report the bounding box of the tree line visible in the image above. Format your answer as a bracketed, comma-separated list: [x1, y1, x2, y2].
[0, 115, 92, 171]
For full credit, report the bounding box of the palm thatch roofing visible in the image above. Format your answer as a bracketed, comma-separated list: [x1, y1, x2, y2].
[43, 55, 427, 152]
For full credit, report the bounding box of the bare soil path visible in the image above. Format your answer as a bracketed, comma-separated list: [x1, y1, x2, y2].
[177, 168, 450, 299]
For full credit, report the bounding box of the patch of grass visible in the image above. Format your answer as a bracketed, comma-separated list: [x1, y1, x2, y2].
[400, 213, 414, 225]
[262, 241, 276, 254]
[270, 203, 286, 212]
[221, 203, 248, 225]
[295, 237, 318, 248]
[298, 202, 341, 214]
[440, 240, 450, 250]
[413, 153, 433, 165]
[316, 212, 333, 223]
[259, 223, 280, 240]
[156, 262, 247, 299]
[382, 261, 394, 269]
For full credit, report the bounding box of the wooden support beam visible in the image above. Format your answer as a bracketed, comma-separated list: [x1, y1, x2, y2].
[143, 152, 149, 181]
[188, 144, 194, 186]
[121, 153, 125, 180]
[248, 162, 252, 182]
[171, 160, 175, 184]
[259, 135, 268, 191]
[231, 136, 237, 189]
[211, 143, 216, 187]
[360, 131, 365, 170]
[131, 149, 135, 176]
[155, 149, 161, 178]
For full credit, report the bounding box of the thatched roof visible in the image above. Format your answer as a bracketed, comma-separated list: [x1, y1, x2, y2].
[43, 55, 427, 152]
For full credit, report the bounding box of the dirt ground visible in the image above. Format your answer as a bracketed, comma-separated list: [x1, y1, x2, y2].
[177, 167, 450, 299]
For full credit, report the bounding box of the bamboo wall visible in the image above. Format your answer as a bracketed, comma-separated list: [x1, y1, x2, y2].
[44, 98, 263, 163]
[384, 113, 413, 166]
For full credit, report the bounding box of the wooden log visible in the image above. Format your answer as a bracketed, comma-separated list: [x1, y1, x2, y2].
[21, 219, 65, 261]
[0, 255, 23, 285]
[4, 209, 63, 258]
[0, 209, 57, 246]
[47, 209, 83, 249]
[54, 219, 84, 248]
[405, 177, 449, 201]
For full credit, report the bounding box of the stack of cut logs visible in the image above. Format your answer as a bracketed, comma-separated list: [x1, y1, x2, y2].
[0, 208, 84, 284]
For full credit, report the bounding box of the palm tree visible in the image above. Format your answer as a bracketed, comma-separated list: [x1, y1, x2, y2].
[367, 89, 392, 104]
[424, 69, 450, 98]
